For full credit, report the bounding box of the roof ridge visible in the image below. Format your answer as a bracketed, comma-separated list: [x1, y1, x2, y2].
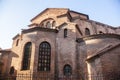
[31, 8, 69, 21]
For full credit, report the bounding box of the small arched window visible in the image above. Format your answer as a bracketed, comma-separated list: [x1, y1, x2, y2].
[63, 64, 72, 76]
[38, 41, 51, 71]
[46, 21, 51, 28]
[85, 28, 90, 35]
[22, 42, 32, 70]
[64, 28, 67, 38]
[99, 31, 103, 34]
[52, 21, 56, 28]
[9, 66, 15, 75]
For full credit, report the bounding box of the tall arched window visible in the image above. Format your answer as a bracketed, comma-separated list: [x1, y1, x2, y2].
[85, 28, 90, 35]
[63, 64, 72, 76]
[22, 42, 32, 70]
[38, 41, 51, 71]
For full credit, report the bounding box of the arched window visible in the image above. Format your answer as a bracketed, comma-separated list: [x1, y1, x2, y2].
[64, 28, 67, 38]
[22, 42, 32, 70]
[9, 66, 15, 75]
[63, 64, 72, 76]
[99, 31, 103, 34]
[85, 28, 90, 35]
[38, 41, 51, 71]
[46, 21, 51, 28]
[52, 21, 56, 28]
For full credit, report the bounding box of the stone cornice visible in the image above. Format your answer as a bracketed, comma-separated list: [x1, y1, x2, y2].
[76, 34, 120, 43]
[0, 49, 11, 53]
[57, 13, 67, 18]
[28, 23, 38, 27]
[22, 27, 58, 34]
[57, 22, 68, 29]
[70, 10, 89, 20]
[57, 11, 73, 22]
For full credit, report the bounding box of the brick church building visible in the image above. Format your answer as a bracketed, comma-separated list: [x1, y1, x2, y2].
[0, 8, 120, 80]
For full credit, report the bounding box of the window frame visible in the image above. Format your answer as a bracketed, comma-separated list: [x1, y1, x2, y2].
[85, 28, 90, 35]
[64, 28, 68, 38]
[37, 41, 51, 72]
[63, 64, 72, 76]
[21, 42, 32, 70]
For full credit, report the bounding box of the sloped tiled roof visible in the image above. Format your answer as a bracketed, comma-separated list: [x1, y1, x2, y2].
[31, 8, 69, 21]
[86, 43, 120, 61]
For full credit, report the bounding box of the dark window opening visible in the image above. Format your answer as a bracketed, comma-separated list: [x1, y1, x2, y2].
[64, 28, 67, 38]
[9, 66, 15, 75]
[37, 41, 51, 71]
[85, 28, 90, 35]
[22, 42, 32, 70]
[99, 31, 103, 34]
[63, 64, 72, 76]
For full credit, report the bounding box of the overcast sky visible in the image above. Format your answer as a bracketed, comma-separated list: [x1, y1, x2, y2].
[0, 0, 120, 49]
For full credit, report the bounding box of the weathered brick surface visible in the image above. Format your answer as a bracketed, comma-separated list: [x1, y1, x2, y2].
[78, 37, 120, 79]
[0, 8, 120, 80]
